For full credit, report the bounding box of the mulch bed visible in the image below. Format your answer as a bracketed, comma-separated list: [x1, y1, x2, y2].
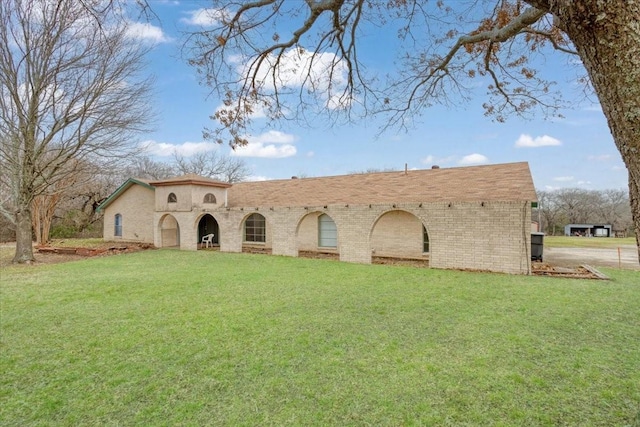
[531, 262, 609, 279]
[36, 242, 154, 258]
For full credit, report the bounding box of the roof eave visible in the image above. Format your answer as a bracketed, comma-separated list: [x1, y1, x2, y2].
[97, 178, 155, 212]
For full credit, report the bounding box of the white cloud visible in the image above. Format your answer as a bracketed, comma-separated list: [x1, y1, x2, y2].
[515, 134, 562, 148]
[181, 8, 228, 26]
[553, 176, 574, 182]
[249, 130, 294, 145]
[421, 155, 435, 164]
[241, 47, 350, 110]
[246, 175, 270, 182]
[421, 155, 455, 166]
[232, 144, 297, 158]
[306, 151, 315, 157]
[230, 130, 297, 158]
[125, 22, 171, 44]
[458, 153, 489, 165]
[141, 140, 218, 157]
[576, 180, 592, 186]
[250, 48, 347, 90]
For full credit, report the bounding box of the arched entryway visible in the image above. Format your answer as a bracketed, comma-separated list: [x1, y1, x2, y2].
[370, 210, 429, 264]
[197, 214, 219, 248]
[159, 214, 180, 248]
[295, 211, 339, 259]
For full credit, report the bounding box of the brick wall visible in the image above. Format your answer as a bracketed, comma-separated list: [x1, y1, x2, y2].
[370, 210, 424, 258]
[103, 185, 155, 243]
[113, 181, 532, 274]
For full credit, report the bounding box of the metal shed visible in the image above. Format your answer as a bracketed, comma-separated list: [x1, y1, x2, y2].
[564, 224, 612, 237]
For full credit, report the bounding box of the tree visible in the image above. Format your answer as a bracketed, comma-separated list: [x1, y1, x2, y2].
[535, 188, 632, 235]
[122, 156, 176, 181]
[0, 0, 153, 263]
[185, 0, 640, 261]
[172, 151, 250, 183]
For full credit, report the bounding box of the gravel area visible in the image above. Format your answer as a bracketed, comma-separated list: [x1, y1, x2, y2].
[543, 245, 639, 270]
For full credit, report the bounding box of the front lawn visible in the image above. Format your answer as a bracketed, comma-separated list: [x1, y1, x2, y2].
[1, 250, 639, 425]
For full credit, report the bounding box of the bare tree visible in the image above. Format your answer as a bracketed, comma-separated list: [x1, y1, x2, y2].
[31, 165, 81, 245]
[172, 151, 250, 183]
[536, 188, 632, 235]
[0, 0, 153, 263]
[122, 156, 176, 181]
[185, 0, 640, 261]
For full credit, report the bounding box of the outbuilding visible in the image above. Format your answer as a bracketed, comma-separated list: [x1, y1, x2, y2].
[564, 224, 612, 237]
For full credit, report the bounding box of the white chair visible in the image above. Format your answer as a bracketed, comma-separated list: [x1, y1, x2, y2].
[201, 233, 214, 248]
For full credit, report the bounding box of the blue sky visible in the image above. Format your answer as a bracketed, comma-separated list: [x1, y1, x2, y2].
[128, 1, 628, 191]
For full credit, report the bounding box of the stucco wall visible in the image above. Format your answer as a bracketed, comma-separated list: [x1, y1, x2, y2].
[103, 185, 155, 243]
[154, 185, 193, 212]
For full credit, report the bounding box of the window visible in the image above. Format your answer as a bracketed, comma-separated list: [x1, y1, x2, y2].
[203, 193, 216, 204]
[318, 214, 337, 248]
[423, 225, 430, 253]
[114, 214, 122, 237]
[168, 192, 177, 203]
[244, 213, 265, 243]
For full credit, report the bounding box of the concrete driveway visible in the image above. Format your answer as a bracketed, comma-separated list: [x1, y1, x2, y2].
[544, 245, 640, 270]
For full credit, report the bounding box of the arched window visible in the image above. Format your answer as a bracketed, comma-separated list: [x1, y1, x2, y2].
[244, 213, 266, 243]
[114, 214, 122, 237]
[203, 193, 216, 204]
[423, 225, 430, 253]
[318, 214, 337, 248]
[168, 192, 177, 203]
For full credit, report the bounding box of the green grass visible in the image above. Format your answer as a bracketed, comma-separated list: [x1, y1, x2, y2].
[2, 250, 640, 426]
[544, 235, 636, 248]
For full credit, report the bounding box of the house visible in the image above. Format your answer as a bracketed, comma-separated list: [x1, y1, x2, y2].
[98, 162, 538, 274]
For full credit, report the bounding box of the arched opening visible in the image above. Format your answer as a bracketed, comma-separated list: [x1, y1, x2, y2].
[241, 213, 271, 254]
[167, 192, 177, 203]
[296, 211, 339, 260]
[203, 193, 216, 204]
[370, 210, 429, 266]
[244, 213, 266, 243]
[197, 214, 219, 249]
[159, 214, 180, 248]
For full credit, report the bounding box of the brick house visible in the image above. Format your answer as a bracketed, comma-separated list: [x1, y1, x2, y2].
[98, 162, 538, 274]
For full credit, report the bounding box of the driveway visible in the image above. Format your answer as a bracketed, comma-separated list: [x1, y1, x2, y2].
[544, 245, 640, 270]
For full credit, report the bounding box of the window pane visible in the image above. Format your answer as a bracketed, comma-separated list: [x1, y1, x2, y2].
[423, 225, 429, 253]
[318, 214, 337, 248]
[244, 213, 265, 242]
[114, 214, 122, 237]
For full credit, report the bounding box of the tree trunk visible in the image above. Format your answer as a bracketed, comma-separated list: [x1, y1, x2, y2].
[32, 193, 58, 245]
[13, 206, 35, 263]
[552, 1, 640, 262]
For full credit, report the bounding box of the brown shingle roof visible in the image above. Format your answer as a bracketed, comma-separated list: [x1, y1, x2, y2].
[227, 162, 536, 207]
